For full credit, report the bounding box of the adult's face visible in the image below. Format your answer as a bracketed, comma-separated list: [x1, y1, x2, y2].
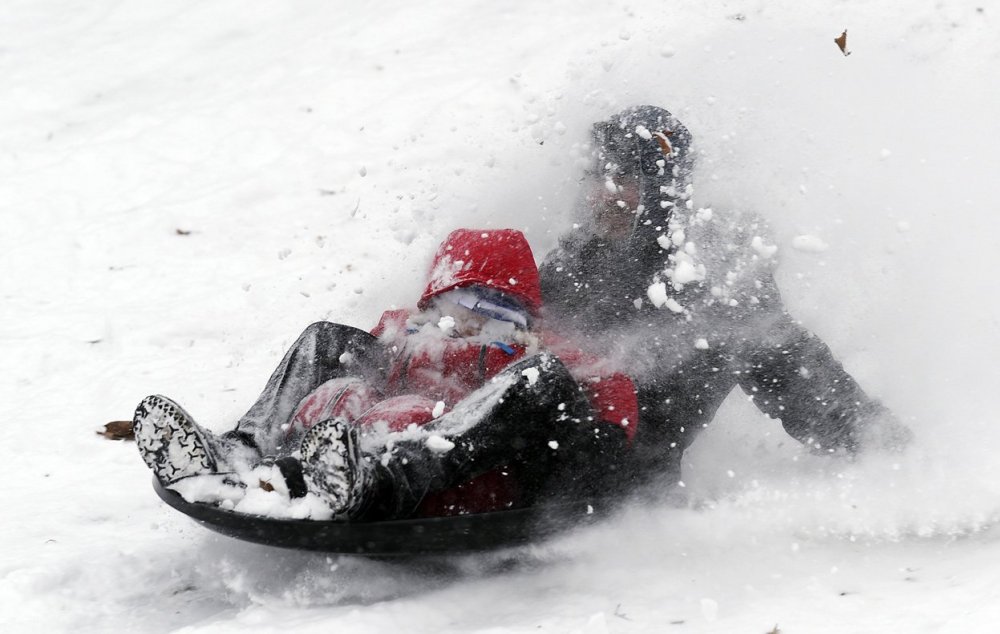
[585, 170, 642, 243]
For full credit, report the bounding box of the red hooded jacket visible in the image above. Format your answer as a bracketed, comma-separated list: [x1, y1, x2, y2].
[295, 229, 638, 516]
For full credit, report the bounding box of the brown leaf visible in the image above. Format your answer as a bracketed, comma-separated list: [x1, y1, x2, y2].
[259, 479, 275, 492]
[835, 30, 851, 56]
[98, 420, 135, 441]
[653, 130, 674, 156]
[175, 228, 192, 236]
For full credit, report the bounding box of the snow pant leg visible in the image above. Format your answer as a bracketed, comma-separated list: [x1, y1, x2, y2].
[233, 322, 389, 456]
[362, 353, 629, 520]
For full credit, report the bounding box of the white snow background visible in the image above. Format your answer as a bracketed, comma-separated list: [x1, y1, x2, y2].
[2, 0, 1000, 632]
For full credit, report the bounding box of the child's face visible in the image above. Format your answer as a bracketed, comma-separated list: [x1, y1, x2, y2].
[429, 287, 526, 339]
[436, 301, 491, 337]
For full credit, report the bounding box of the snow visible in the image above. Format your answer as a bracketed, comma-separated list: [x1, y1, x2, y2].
[792, 234, 830, 253]
[521, 367, 540, 386]
[431, 400, 446, 418]
[4, 1, 1000, 633]
[646, 281, 669, 308]
[424, 435, 455, 454]
[436, 314, 456, 335]
[751, 235, 779, 259]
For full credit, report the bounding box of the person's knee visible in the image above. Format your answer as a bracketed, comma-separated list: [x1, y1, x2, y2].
[297, 321, 360, 348]
[301, 321, 339, 339]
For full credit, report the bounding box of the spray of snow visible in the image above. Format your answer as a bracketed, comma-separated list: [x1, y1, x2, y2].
[5, 1, 1000, 632]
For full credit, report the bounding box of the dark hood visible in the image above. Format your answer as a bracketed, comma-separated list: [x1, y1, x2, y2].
[595, 105, 694, 233]
[541, 106, 697, 329]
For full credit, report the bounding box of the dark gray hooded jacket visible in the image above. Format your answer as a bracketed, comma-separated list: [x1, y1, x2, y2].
[539, 105, 907, 484]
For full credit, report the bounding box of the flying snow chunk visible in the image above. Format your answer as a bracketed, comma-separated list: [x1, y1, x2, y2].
[437, 315, 456, 334]
[338, 351, 354, 365]
[656, 234, 672, 250]
[548, 440, 559, 450]
[672, 258, 704, 285]
[694, 338, 709, 349]
[750, 236, 778, 259]
[791, 235, 830, 253]
[432, 401, 446, 418]
[664, 298, 684, 313]
[647, 281, 668, 308]
[521, 367, 540, 386]
[635, 125, 652, 140]
[425, 435, 455, 453]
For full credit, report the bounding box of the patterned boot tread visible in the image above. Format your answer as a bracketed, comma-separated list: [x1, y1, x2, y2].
[300, 418, 367, 515]
[134, 394, 218, 484]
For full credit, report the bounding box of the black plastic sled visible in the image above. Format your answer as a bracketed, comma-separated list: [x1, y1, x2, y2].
[153, 478, 602, 555]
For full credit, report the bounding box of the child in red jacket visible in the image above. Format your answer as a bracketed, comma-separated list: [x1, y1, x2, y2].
[134, 229, 637, 520]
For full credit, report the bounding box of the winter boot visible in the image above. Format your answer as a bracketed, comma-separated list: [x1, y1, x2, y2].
[134, 394, 261, 484]
[299, 418, 375, 517]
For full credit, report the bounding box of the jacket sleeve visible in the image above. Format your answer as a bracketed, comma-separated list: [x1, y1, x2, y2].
[731, 274, 909, 454]
[541, 331, 640, 444]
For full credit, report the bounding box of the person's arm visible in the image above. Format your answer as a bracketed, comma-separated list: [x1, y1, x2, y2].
[732, 275, 911, 454]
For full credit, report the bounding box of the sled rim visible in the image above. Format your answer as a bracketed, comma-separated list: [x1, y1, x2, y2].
[152, 477, 602, 555]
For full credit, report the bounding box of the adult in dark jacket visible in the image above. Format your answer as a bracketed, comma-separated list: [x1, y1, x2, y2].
[539, 105, 910, 488]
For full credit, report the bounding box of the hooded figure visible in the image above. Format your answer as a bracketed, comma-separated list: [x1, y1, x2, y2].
[541, 106, 706, 331]
[540, 105, 910, 487]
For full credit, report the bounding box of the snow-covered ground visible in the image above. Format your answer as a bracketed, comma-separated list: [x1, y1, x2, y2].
[3, 0, 1000, 631]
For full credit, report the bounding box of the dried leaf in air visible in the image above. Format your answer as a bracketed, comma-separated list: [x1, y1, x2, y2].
[259, 479, 275, 492]
[653, 130, 674, 155]
[835, 30, 851, 56]
[98, 420, 135, 440]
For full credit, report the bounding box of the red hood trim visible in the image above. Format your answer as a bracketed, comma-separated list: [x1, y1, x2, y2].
[418, 229, 542, 316]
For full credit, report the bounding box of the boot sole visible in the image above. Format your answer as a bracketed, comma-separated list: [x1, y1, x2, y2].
[134, 395, 217, 484]
[300, 419, 360, 514]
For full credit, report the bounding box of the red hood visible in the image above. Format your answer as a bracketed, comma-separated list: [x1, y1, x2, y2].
[418, 228, 542, 316]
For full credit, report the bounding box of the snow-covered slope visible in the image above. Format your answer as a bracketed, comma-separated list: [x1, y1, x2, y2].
[3, 1, 1000, 631]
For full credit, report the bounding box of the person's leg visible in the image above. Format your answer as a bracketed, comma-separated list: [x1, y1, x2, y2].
[234, 321, 389, 456]
[134, 394, 260, 484]
[286, 377, 382, 439]
[135, 322, 388, 484]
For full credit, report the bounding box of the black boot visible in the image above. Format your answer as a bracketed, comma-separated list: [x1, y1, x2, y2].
[134, 395, 261, 484]
[298, 418, 377, 517]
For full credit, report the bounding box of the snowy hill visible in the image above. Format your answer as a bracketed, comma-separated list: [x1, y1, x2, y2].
[3, 1, 1000, 631]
